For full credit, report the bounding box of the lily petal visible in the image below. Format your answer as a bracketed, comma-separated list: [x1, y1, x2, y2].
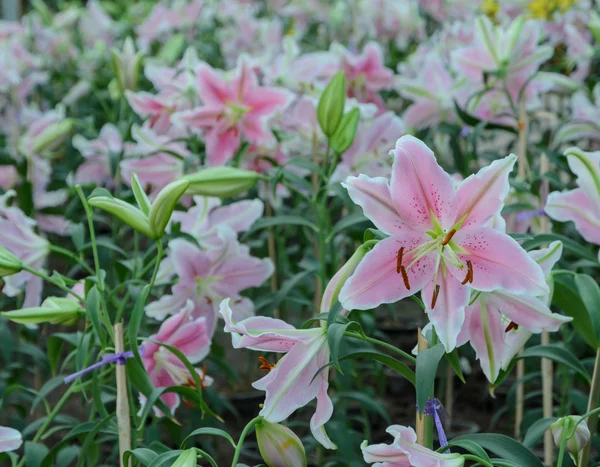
[545, 189, 600, 245]
[0, 426, 22, 453]
[466, 298, 505, 383]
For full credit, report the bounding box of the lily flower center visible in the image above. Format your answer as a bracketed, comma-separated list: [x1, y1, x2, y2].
[224, 101, 250, 127]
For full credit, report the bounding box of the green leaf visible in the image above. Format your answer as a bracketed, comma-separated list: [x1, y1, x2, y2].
[553, 277, 597, 348]
[246, 215, 319, 235]
[326, 301, 344, 328]
[523, 417, 558, 448]
[147, 451, 185, 467]
[445, 348, 465, 383]
[25, 442, 49, 467]
[450, 433, 543, 467]
[328, 322, 351, 373]
[334, 391, 391, 424]
[445, 439, 491, 463]
[264, 268, 316, 314]
[574, 273, 600, 345]
[522, 233, 598, 263]
[341, 350, 415, 386]
[517, 344, 591, 383]
[326, 213, 369, 243]
[71, 223, 85, 252]
[181, 427, 236, 449]
[454, 101, 518, 134]
[123, 448, 158, 466]
[128, 286, 150, 358]
[415, 343, 446, 414]
[85, 285, 106, 346]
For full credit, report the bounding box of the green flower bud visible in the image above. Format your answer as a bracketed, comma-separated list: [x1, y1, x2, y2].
[317, 71, 347, 137]
[131, 173, 151, 215]
[111, 37, 144, 93]
[180, 167, 260, 198]
[2, 297, 84, 325]
[170, 449, 198, 467]
[88, 195, 155, 239]
[330, 107, 360, 154]
[158, 33, 187, 65]
[550, 416, 590, 461]
[30, 119, 75, 154]
[256, 420, 307, 467]
[148, 179, 189, 239]
[590, 11, 600, 43]
[0, 247, 23, 277]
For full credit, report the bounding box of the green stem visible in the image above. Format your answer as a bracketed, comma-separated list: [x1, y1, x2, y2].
[22, 265, 84, 302]
[49, 245, 95, 275]
[230, 416, 262, 467]
[149, 241, 163, 292]
[579, 347, 600, 467]
[556, 417, 570, 467]
[345, 331, 416, 364]
[76, 185, 103, 292]
[16, 385, 76, 467]
[461, 455, 493, 467]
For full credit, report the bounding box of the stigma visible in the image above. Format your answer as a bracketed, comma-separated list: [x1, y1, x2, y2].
[258, 356, 276, 371]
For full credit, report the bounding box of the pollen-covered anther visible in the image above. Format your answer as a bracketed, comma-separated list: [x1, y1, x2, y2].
[505, 321, 519, 333]
[258, 356, 276, 371]
[441, 229, 457, 246]
[431, 284, 441, 309]
[461, 260, 473, 285]
[400, 265, 411, 290]
[396, 247, 404, 274]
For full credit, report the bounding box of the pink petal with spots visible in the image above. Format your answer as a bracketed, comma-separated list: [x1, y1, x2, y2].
[448, 226, 548, 296]
[391, 135, 458, 231]
[339, 235, 436, 311]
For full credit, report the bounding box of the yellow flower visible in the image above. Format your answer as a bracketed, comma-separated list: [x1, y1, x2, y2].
[481, 0, 500, 18]
[528, 0, 556, 19]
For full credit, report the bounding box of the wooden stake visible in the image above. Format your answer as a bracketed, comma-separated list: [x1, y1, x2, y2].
[416, 329, 428, 446]
[444, 365, 454, 432]
[114, 323, 131, 467]
[265, 202, 280, 319]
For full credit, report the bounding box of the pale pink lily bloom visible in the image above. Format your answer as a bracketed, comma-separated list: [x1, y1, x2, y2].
[72, 123, 123, 187]
[219, 298, 336, 449]
[545, 147, 600, 256]
[125, 91, 176, 134]
[456, 241, 569, 383]
[0, 426, 22, 453]
[79, 0, 117, 49]
[141, 300, 212, 415]
[173, 57, 294, 166]
[0, 191, 48, 308]
[170, 196, 263, 248]
[362, 424, 464, 467]
[339, 135, 548, 351]
[146, 229, 273, 335]
[0, 166, 17, 191]
[331, 112, 404, 182]
[452, 16, 553, 85]
[554, 84, 600, 145]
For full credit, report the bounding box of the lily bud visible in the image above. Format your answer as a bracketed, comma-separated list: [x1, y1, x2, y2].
[171, 449, 198, 467]
[180, 167, 260, 198]
[590, 11, 600, 43]
[550, 416, 590, 460]
[158, 33, 187, 65]
[317, 71, 346, 137]
[111, 37, 144, 93]
[88, 194, 155, 239]
[0, 247, 23, 277]
[131, 173, 151, 215]
[2, 297, 84, 325]
[330, 107, 360, 154]
[148, 179, 189, 239]
[30, 119, 75, 154]
[321, 240, 375, 315]
[255, 420, 307, 467]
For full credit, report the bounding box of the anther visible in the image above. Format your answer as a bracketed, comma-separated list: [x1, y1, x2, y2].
[400, 266, 411, 290]
[258, 356, 276, 371]
[442, 229, 457, 246]
[461, 260, 473, 285]
[396, 247, 404, 274]
[431, 284, 441, 309]
[505, 321, 519, 333]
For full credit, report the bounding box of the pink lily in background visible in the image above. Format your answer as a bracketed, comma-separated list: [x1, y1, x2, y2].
[339, 135, 548, 350]
[456, 241, 570, 383]
[554, 85, 600, 145]
[141, 300, 213, 415]
[545, 147, 600, 255]
[173, 57, 294, 166]
[0, 191, 49, 308]
[362, 425, 464, 467]
[72, 123, 122, 187]
[146, 229, 273, 335]
[219, 298, 336, 449]
[169, 196, 263, 248]
[0, 426, 22, 453]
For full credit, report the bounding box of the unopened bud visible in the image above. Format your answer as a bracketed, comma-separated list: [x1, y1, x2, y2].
[330, 107, 360, 154]
[30, 119, 75, 154]
[88, 194, 155, 239]
[171, 449, 198, 467]
[0, 247, 22, 277]
[180, 167, 260, 198]
[550, 415, 590, 460]
[2, 297, 84, 325]
[256, 420, 307, 467]
[111, 37, 144, 93]
[317, 71, 346, 137]
[148, 179, 189, 239]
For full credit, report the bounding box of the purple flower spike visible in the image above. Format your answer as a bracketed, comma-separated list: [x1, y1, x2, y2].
[417, 398, 450, 452]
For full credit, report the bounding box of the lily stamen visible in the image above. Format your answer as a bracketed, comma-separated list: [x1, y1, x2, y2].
[400, 265, 411, 290]
[396, 247, 404, 274]
[431, 284, 441, 308]
[442, 229, 457, 245]
[505, 321, 519, 332]
[461, 260, 473, 285]
[258, 356, 276, 371]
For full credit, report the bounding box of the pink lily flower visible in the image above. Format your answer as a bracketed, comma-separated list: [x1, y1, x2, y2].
[170, 196, 263, 248]
[173, 57, 294, 166]
[219, 298, 336, 449]
[554, 84, 600, 145]
[0, 426, 22, 453]
[146, 229, 273, 335]
[456, 241, 570, 382]
[0, 191, 49, 308]
[72, 123, 123, 187]
[141, 300, 212, 415]
[546, 147, 600, 254]
[362, 424, 464, 467]
[339, 135, 548, 350]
